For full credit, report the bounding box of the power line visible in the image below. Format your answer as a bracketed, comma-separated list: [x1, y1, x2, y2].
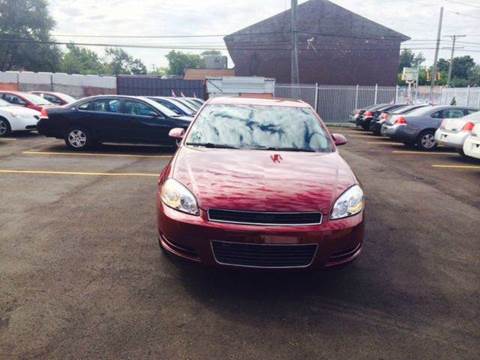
[446, 0, 480, 9]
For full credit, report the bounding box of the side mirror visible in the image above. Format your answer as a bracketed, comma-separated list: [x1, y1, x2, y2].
[332, 133, 348, 146]
[169, 128, 185, 140]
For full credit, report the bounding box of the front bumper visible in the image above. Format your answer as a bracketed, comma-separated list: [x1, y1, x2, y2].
[157, 197, 365, 270]
[463, 136, 480, 160]
[435, 129, 469, 149]
[10, 116, 39, 132]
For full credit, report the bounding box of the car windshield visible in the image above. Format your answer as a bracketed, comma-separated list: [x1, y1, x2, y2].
[168, 98, 195, 115]
[0, 99, 13, 107]
[392, 105, 429, 114]
[59, 94, 77, 103]
[186, 104, 334, 152]
[143, 98, 178, 117]
[21, 93, 52, 105]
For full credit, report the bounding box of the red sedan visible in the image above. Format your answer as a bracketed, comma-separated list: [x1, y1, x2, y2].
[157, 97, 365, 270]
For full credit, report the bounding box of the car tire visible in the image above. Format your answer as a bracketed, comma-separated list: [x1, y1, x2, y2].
[361, 122, 370, 131]
[416, 130, 437, 151]
[0, 117, 11, 137]
[64, 127, 93, 150]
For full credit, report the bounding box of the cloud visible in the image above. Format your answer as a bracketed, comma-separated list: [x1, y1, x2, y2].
[48, 0, 480, 70]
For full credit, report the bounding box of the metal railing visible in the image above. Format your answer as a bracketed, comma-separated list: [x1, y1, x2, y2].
[275, 83, 480, 123]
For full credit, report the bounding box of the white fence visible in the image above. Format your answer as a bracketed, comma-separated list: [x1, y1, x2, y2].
[275, 84, 480, 123]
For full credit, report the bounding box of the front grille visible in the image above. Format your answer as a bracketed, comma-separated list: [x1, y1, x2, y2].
[208, 209, 322, 226]
[212, 241, 317, 268]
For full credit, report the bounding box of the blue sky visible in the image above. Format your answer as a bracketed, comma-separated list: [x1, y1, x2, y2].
[48, 0, 480, 70]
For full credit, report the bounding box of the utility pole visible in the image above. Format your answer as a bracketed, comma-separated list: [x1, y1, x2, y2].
[446, 34, 466, 87]
[430, 6, 444, 102]
[291, 0, 300, 85]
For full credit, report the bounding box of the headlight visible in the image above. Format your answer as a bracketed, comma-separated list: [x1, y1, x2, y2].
[160, 179, 199, 216]
[331, 185, 364, 220]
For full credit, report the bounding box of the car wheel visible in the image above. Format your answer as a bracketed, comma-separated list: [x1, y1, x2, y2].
[417, 130, 437, 151]
[65, 127, 92, 150]
[0, 117, 11, 137]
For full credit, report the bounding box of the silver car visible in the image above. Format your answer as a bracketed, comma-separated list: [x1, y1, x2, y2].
[381, 105, 478, 151]
[435, 111, 480, 155]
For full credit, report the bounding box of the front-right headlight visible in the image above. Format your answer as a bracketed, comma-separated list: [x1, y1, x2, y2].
[331, 185, 364, 220]
[160, 178, 199, 216]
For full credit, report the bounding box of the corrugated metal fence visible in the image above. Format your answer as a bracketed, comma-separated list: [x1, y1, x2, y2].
[117, 76, 206, 98]
[275, 83, 480, 123]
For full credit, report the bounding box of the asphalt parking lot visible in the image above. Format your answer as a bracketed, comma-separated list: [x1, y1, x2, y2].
[1, 130, 479, 359]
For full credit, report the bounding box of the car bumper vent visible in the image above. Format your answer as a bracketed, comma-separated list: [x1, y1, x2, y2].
[212, 241, 317, 268]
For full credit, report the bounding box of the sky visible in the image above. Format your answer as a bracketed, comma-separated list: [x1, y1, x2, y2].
[48, 0, 480, 70]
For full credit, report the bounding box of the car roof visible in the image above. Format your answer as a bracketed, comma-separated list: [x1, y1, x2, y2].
[207, 96, 310, 108]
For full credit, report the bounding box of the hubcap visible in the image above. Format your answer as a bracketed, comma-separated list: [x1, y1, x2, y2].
[0, 120, 7, 136]
[421, 133, 436, 149]
[68, 129, 87, 148]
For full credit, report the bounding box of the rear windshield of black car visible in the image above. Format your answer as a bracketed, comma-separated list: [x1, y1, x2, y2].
[186, 104, 334, 153]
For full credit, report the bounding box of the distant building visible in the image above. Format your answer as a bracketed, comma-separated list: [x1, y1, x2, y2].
[224, 0, 409, 86]
[184, 68, 235, 80]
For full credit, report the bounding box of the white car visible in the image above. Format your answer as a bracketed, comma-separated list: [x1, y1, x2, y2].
[463, 123, 480, 160]
[435, 111, 480, 155]
[0, 99, 41, 137]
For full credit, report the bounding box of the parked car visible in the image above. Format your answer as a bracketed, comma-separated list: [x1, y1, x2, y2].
[30, 91, 76, 106]
[370, 104, 430, 135]
[157, 97, 365, 269]
[149, 97, 195, 117]
[355, 103, 390, 129]
[0, 98, 40, 137]
[181, 97, 202, 110]
[435, 111, 480, 155]
[174, 97, 200, 111]
[37, 95, 192, 150]
[463, 123, 480, 160]
[188, 98, 205, 106]
[0, 91, 54, 112]
[359, 103, 408, 132]
[381, 105, 478, 150]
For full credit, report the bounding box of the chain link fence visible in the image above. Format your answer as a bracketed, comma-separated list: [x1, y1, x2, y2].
[275, 83, 480, 123]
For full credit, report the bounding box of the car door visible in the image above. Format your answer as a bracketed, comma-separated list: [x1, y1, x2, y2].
[76, 98, 133, 142]
[121, 99, 175, 144]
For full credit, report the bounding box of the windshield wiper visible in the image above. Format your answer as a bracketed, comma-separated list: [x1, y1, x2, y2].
[252, 146, 317, 153]
[186, 142, 240, 149]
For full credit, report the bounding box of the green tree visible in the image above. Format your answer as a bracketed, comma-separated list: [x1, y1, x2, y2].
[165, 50, 203, 76]
[451, 55, 475, 80]
[0, 0, 61, 71]
[60, 43, 105, 74]
[103, 48, 147, 75]
[398, 49, 425, 73]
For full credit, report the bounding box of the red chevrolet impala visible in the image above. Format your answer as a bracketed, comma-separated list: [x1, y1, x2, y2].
[157, 97, 365, 269]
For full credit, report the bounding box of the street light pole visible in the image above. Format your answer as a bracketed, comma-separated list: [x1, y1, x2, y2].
[430, 6, 444, 102]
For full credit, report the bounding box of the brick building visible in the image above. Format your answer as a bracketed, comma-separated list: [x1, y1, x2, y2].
[224, 0, 409, 86]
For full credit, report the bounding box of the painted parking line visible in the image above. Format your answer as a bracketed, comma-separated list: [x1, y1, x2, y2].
[0, 138, 17, 141]
[393, 150, 458, 155]
[366, 141, 403, 146]
[23, 151, 172, 159]
[432, 164, 480, 170]
[0, 169, 158, 177]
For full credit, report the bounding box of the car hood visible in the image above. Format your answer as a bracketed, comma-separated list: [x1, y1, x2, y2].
[174, 115, 193, 122]
[171, 147, 358, 213]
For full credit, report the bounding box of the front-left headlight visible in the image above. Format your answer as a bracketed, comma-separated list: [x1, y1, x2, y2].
[160, 179, 199, 216]
[331, 185, 364, 220]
